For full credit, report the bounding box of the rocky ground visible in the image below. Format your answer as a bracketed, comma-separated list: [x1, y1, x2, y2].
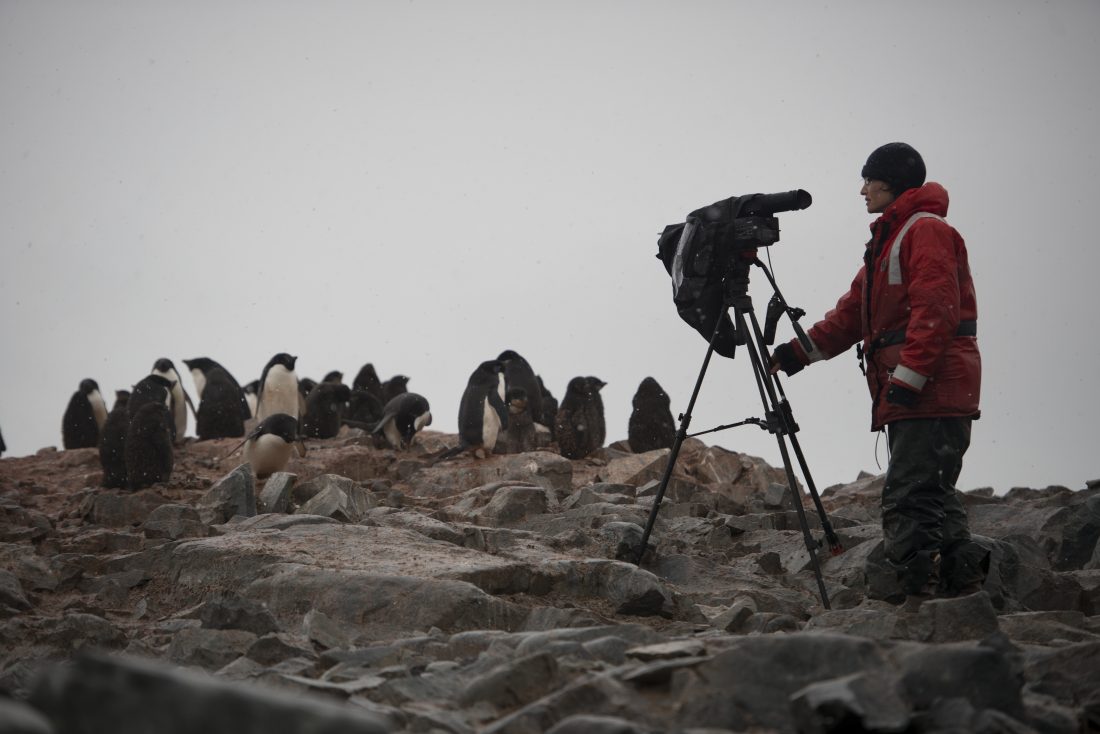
[1, 428, 1099, 733]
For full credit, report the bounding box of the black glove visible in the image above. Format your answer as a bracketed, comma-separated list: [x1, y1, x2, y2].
[771, 343, 804, 376]
[886, 382, 919, 407]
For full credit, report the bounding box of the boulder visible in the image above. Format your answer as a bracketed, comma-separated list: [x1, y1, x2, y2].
[198, 464, 256, 525]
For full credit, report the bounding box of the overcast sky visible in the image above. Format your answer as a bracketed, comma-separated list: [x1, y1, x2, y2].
[2, 1, 1098, 495]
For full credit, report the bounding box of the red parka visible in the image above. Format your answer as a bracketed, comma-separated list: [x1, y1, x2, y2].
[788, 182, 980, 430]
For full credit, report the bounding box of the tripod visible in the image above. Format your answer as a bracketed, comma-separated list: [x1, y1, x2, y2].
[634, 254, 842, 609]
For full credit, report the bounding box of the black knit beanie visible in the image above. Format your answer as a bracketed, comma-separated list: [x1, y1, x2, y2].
[861, 142, 926, 195]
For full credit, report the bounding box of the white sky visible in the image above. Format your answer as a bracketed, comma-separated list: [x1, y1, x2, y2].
[2, 1, 1098, 494]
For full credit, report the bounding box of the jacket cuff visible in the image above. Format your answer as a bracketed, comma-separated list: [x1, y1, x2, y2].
[891, 364, 928, 391]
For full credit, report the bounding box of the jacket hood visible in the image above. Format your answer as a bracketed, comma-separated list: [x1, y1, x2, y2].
[872, 182, 950, 232]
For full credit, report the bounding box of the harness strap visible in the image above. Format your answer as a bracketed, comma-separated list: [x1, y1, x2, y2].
[871, 320, 977, 352]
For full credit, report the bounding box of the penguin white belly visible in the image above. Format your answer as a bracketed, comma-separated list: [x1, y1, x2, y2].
[257, 367, 299, 421]
[382, 420, 404, 450]
[244, 434, 292, 478]
[88, 390, 108, 432]
[482, 398, 501, 450]
[154, 368, 187, 439]
[245, 393, 258, 419]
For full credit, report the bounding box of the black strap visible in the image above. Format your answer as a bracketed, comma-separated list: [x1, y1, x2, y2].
[870, 320, 977, 352]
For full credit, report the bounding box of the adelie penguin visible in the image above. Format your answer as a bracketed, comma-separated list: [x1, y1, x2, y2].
[62, 378, 108, 449]
[494, 386, 538, 455]
[352, 363, 385, 404]
[381, 375, 410, 404]
[183, 358, 251, 429]
[225, 413, 306, 480]
[628, 377, 676, 453]
[444, 360, 508, 459]
[255, 353, 300, 422]
[99, 390, 131, 488]
[128, 374, 175, 419]
[554, 376, 607, 460]
[150, 358, 197, 444]
[302, 382, 352, 439]
[125, 401, 174, 489]
[372, 393, 432, 451]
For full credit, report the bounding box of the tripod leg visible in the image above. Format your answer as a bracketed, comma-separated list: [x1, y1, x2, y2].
[735, 304, 832, 609]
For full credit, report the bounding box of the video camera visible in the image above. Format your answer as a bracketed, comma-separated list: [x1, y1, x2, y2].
[656, 190, 812, 357]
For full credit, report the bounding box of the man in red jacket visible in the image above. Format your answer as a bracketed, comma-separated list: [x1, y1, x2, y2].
[771, 142, 988, 603]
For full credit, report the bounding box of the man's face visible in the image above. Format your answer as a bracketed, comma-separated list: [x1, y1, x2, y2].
[861, 178, 896, 214]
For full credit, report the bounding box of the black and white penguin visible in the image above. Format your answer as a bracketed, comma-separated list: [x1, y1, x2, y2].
[449, 360, 508, 458]
[628, 377, 676, 453]
[554, 376, 607, 460]
[352, 363, 385, 404]
[183, 357, 251, 425]
[497, 350, 544, 429]
[99, 390, 131, 488]
[240, 413, 306, 479]
[302, 382, 352, 439]
[495, 386, 538, 455]
[125, 401, 174, 489]
[372, 393, 432, 450]
[151, 358, 196, 444]
[256, 353, 299, 422]
[62, 378, 108, 449]
[194, 367, 247, 440]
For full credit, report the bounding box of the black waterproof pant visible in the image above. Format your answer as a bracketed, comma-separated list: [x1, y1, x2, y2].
[882, 417, 988, 596]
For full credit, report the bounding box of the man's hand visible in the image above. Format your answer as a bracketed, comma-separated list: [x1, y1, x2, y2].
[770, 343, 804, 376]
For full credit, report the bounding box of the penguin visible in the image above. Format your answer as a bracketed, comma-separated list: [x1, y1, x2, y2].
[0, 425, 6, 457]
[125, 401, 174, 489]
[538, 376, 559, 440]
[236, 413, 306, 479]
[381, 375, 410, 404]
[151, 358, 196, 444]
[343, 387, 384, 430]
[62, 378, 108, 449]
[447, 360, 508, 458]
[322, 370, 343, 384]
[183, 358, 251, 423]
[194, 367, 247, 440]
[628, 377, 677, 453]
[352, 363, 385, 404]
[99, 390, 131, 488]
[255, 353, 300, 422]
[243, 380, 260, 419]
[554, 376, 607, 460]
[372, 393, 432, 450]
[302, 382, 352, 439]
[494, 386, 538, 455]
[128, 374, 175, 420]
[497, 350, 544, 429]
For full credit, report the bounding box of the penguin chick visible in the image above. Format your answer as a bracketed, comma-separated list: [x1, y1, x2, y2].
[628, 377, 677, 453]
[99, 390, 131, 488]
[195, 367, 247, 440]
[62, 378, 108, 449]
[242, 413, 306, 479]
[495, 386, 538, 455]
[554, 376, 607, 460]
[302, 382, 352, 439]
[125, 401, 174, 489]
[372, 393, 432, 450]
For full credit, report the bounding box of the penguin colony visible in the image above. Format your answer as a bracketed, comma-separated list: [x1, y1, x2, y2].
[42, 350, 679, 489]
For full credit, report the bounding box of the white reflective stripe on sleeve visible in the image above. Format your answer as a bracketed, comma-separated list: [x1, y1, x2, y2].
[803, 334, 826, 363]
[892, 364, 927, 391]
[886, 212, 945, 285]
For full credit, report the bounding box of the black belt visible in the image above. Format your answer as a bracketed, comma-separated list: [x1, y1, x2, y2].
[871, 319, 977, 351]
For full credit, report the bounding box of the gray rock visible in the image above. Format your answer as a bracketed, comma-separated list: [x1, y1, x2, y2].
[789, 671, 911, 734]
[0, 697, 53, 734]
[257, 472, 296, 514]
[545, 715, 653, 734]
[167, 627, 257, 670]
[88, 491, 167, 528]
[142, 503, 206, 540]
[897, 643, 1026, 719]
[903, 591, 1001, 643]
[295, 477, 373, 522]
[198, 464, 256, 525]
[196, 594, 279, 635]
[29, 651, 391, 733]
[0, 569, 32, 612]
[246, 633, 316, 666]
[458, 651, 559, 709]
